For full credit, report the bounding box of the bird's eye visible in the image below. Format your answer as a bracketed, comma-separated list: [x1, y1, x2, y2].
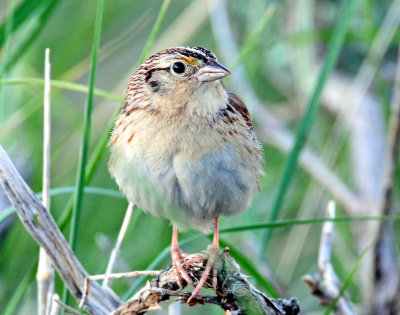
[172, 62, 186, 74]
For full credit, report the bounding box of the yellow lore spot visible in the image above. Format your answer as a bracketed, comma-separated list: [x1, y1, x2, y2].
[179, 56, 197, 65]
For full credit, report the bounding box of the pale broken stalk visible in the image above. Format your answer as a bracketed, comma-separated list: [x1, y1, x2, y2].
[81, 269, 161, 308]
[102, 202, 135, 288]
[92, 270, 161, 282]
[303, 201, 355, 314]
[37, 48, 55, 315]
[49, 294, 61, 315]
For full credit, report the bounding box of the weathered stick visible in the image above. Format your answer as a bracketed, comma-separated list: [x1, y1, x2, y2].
[303, 201, 354, 314]
[90, 270, 162, 281]
[0, 145, 121, 315]
[113, 248, 300, 315]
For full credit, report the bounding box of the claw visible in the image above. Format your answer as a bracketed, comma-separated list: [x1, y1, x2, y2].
[171, 228, 194, 288]
[171, 248, 183, 288]
[171, 217, 221, 305]
[187, 217, 220, 304]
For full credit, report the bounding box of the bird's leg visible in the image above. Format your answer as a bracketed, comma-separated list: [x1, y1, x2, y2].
[187, 217, 220, 304]
[171, 225, 194, 289]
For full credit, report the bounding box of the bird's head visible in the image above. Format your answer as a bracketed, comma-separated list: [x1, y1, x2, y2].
[127, 47, 231, 115]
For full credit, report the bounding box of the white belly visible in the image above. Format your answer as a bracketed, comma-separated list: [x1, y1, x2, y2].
[109, 143, 258, 232]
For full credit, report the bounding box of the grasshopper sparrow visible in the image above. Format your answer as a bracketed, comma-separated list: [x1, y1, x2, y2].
[108, 47, 263, 303]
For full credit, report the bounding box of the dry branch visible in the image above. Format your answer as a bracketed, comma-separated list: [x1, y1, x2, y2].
[113, 248, 300, 315]
[0, 145, 121, 315]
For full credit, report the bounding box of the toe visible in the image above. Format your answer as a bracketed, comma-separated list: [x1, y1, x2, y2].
[171, 250, 184, 289]
[187, 262, 212, 304]
[171, 248, 195, 288]
[187, 247, 220, 304]
[178, 262, 194, 287]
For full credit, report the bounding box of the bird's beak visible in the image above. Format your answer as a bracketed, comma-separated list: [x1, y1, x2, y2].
[195, 59, 231, 82]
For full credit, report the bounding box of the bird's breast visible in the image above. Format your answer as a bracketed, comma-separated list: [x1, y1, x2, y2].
[109, 109, 259, 231]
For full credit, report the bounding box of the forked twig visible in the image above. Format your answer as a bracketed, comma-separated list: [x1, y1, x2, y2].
[92, 270, 162, 281]
[303, 201, 354, 315]
[113, 248, 300, 315]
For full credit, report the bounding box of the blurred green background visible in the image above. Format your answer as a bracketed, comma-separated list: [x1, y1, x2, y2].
[0, 0, 399, 314]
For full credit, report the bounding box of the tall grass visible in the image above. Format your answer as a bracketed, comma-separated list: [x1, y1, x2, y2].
[261, 0, 356, 252]
[68, 0, 105, 252]
[62, 0, 105, 308]
[0, 0, 60, 74]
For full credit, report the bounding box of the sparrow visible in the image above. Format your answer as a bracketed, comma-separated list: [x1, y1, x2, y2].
[108, 46, 263, 303]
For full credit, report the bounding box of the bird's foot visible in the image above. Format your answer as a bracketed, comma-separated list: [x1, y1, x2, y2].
[171, 247, 194, 289]
[187, 244, 219, 305]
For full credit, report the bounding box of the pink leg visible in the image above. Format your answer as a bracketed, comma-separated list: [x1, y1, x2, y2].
[171, 226, 194, 288]
[187, 217, 220, 304]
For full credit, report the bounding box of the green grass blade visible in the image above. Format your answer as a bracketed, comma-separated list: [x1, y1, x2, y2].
[220, 215, 400, 233]
[37, 186, 122, 200]
[0, 0, 15, 124]
[4, 206, 398, 236]
[0, 0, 41, 48]
[0, 0, 60, 74]
[138, 0, 171, 64]
[4, 195, 398, 240]
[261, 0, 356, 252]
[0, 78, 123, 102]
[68, 0, 105, 252]
[57, 106, 121, 230]
[0, 78, 123, 140]
[4, 260, 37, 315]
[64, 0, 105, 307]
[230, 4, 276, 70]
[324, 241, 372, 315]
